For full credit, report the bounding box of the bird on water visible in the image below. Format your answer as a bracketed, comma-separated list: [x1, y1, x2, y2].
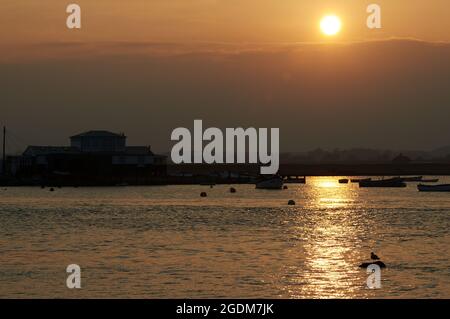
[359, 252, 386, 268]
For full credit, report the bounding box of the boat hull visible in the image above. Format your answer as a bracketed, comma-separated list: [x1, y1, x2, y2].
[399, 176, 423, 182]
[418, 184, 450, 192]
[351, 178, 372, 183]
[255, 177, 284, 190]
[419, 179, 439, 183]
[360, 178, 406, 188]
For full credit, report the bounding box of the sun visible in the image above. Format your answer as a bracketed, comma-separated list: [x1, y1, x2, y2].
[320, 15, 342, 36]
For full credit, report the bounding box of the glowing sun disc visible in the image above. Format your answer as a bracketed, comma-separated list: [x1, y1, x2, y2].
[320, 15, 342, 36]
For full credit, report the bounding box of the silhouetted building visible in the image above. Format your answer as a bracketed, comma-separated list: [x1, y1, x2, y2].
[70, 130, 126, 152]
[11, 130, 167, 185]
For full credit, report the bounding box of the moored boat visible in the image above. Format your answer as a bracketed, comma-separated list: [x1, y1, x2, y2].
[255, 176, 284, 190]
[351, 178, 372, 183]
[398, 176, 423, 182]
[359, 177, 406, 188]
[419, 178, 439, 183]
[417, 184, 450, 192]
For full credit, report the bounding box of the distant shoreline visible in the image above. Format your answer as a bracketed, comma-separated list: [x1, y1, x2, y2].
[168, 162, 450, 177]
[1, 163, 449, 186]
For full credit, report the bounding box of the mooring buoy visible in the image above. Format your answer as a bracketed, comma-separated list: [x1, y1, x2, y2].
[359, 261, 386, 268]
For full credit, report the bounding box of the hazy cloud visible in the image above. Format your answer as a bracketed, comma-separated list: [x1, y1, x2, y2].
[1, 39, 449, 153]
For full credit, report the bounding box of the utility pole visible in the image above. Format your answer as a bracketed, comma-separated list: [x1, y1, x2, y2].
[2, 126, 5, 176]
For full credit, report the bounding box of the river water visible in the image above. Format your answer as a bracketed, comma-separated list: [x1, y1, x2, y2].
[0, 176, 449, 298]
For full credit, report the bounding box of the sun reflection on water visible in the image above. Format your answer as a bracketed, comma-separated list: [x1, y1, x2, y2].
[285, 177, 364, 298]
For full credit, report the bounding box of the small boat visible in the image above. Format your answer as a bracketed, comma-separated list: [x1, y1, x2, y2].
[339, 179, 349, 184]
[256, 176, 284, 190]
[351, 178, 372, 183]
[359, 177, 406, 188]
[398, 176, 423, 182]
[419, 178, 439, 183]
[417, 184, 450, 192]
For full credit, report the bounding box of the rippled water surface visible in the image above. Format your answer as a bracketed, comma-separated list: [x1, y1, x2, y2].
[0, 176, 449, 298]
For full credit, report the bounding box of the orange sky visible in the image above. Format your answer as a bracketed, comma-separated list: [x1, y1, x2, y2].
[1, 1, 449, 152]
[1, 0, 449, 46]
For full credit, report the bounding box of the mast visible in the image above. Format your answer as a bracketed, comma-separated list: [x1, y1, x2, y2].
[2, 126, 5, 176]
